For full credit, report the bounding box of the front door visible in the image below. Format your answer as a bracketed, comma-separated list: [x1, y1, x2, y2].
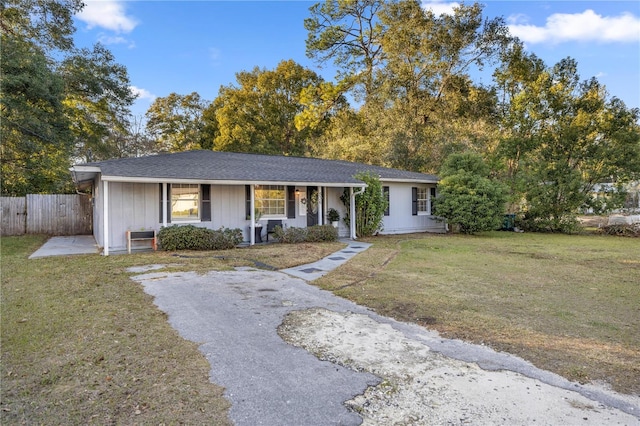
[306, 186, 318, 227]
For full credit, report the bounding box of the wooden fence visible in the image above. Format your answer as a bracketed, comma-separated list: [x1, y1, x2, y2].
[1, 194, 92, 236]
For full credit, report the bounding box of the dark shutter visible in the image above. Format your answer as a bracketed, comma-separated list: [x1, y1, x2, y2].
[412, 187, 418, 216]
[166, 184, 171, 223]
[201, 184, 211, 221]
[287, 186, 296, 219]
[159, 184, 172, 223]
[383, 186, 390, 216]
[430, 187, 437, 215]
[159, 184, 163, 223]
[245, 185, 251, 219]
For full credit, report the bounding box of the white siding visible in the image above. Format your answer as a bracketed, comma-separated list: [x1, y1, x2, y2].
[107, 182, 159, 251]
[380, 182, 445, 234]
[211, 185, 251, 240]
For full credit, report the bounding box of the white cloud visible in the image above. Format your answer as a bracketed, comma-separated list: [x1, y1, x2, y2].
[421, 0, 459, 16]
[130, 86, 156, 102]
[77, 0, 138, 33]
[508, 9, 640, 44]
[98, 34, 135, 48]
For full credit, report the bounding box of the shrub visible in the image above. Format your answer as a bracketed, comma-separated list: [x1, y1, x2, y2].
[158, 225, 243, 250]
[272, 225, 338, 243]
[433, 153, 507, 234]
[340, 171, 387, 237]
[306, 224, 338, 242]
[272, 226, 307, 244]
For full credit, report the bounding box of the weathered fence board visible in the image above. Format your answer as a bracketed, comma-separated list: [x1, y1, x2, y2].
[1, 197, 27, 236]
[0, 194, 92, 236]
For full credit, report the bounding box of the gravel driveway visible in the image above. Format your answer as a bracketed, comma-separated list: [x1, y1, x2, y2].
[131, 265, 639, 425]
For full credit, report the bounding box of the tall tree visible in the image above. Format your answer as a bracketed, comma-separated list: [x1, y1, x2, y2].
[208, 60, 325, 156]
[145, 92, 207, 152]
[0, 0, 84, 52]
[374, 0, 509, 172]
[1, 34, 74, 195]
[305, 0, 385, 101]
[60, 43, 137, 162]
[497, 57, 640, 232]
[1, 0, 137, 194]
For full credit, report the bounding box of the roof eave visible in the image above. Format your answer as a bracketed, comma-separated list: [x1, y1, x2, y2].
[100, 175, 367, 187]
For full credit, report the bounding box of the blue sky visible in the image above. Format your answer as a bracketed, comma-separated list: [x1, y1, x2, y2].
[72, 1, 640, 117]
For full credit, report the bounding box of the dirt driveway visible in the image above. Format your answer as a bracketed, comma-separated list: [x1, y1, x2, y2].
[131, 265, 640, 425]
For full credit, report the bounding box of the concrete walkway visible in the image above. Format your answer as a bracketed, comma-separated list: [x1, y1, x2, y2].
[281, 240, 371, 281]
[28, 235, 98, 259]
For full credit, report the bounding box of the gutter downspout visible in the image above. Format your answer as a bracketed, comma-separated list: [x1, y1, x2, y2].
[350, 186, 366, 240]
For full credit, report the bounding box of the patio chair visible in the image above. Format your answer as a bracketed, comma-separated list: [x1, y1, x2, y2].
[266, 220, 282, 242]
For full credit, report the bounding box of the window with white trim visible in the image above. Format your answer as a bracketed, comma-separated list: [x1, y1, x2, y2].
[255, 185, 286, 216]
[171, 184, 199, 221]
[417, 187, 428, 214]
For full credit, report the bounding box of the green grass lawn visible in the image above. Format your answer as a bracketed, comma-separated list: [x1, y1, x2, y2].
[316, 231, 640, 395]
[2, 232, 638, 424]
[0, 236, 342, 424]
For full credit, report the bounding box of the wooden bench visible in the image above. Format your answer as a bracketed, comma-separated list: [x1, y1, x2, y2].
[127, 230, 157, 254]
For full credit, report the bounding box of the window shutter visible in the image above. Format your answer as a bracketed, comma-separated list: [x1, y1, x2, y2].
[430, 187, 437, 215]
[287, 186, 296, 219]
[245, 185, 251, 219]
[412, 187, 418, 216]
[201, 184, 211, 221]
[167, 184, 171, 223]
[159, 184, 163, 223]
[383, 186, 390, 216]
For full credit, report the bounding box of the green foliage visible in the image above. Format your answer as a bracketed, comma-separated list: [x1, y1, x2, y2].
[327, 208, 340, 222]
[0, 0, 84, 52]
[206, 60, 325, 156]
[496, 55, 640, 232]
[341, 172, 387, 237]
[433, 153, 507, 234]
[158, 225, 243, 251]
[145, 92, 207, 152]
[1, 34, 74, 196]
[272, 225, 338, 243]
[0, 0, 137, 195]
[306, 224, 339, 242]
[60, 43, 137, 162]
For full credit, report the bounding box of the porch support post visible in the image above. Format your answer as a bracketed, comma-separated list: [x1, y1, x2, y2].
[162, 182, 167, 227]
[349, 186, 356, 240]
[250, 184, 255, 246]
[103, 180, 109, 256]
[317, 185, 323, 225]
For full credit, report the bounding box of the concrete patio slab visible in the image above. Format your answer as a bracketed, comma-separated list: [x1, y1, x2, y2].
[29, 235, 99, 259]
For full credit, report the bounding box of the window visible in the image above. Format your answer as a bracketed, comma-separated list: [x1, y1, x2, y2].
[255, 185, 286, 216]
[417, 187, 428, 213]
[171, 184, 199, 221]
[383, 186, 390, 216]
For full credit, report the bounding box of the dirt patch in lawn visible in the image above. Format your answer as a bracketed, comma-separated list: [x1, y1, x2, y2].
[314, 232, 640, 396]
[279, 308, 640, 424]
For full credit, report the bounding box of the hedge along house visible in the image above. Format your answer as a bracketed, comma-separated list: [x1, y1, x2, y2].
[70, 150, 444, 255]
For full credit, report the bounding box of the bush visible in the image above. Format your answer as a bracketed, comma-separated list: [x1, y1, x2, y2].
[158, 225, 243, 250]
[305, 224, 338, 242]
[273, 225, 338, 243]
[601, 223, 640, 237]
[433, 153, 507, 234]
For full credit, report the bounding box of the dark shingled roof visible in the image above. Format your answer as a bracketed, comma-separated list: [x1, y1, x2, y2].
[77, 150, 438, 184]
